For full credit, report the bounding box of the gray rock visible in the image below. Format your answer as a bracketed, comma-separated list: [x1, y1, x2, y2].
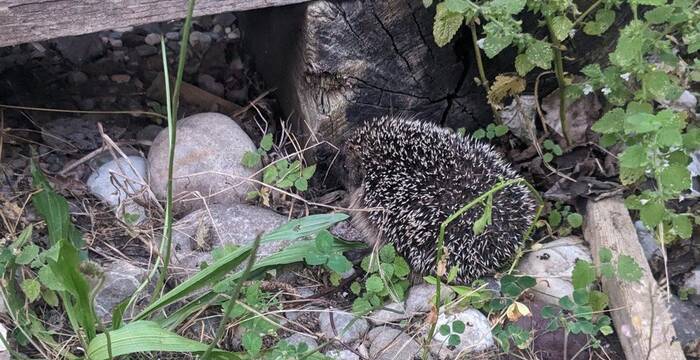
[189, 31, 212, 52]
[683, 267, 700, 305]
[431, 309, 494, 357]
[144, 33, 162, 46]
[405, 283, 454, 314]
[213, 13, 237, 27]
[135, 44, 158, 57]
[148, 112, 259, 214]
[634, 220, 661, 262]
[517, 236, 592, 305]
[94, 260, 147, 322]
[284, 333, 318, 349]
[165, 32, 180, 41]
[368, 302, 410, 325]
[53, 33, 105, 64]
[661, 90, 698, 112]
[87, 156, 148, 224]
[367, 326, 424, 360]
[319, 309, 368, 344]
[323, 349, 359, 360]
[108, 38, 123, 48]
[169, 204, 287, 279]
[197, 74, 225, 97]
[137, 124, 164, 143]
[668, 294, 700, 350]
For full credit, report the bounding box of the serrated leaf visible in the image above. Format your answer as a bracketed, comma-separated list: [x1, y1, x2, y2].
[241, 151, 262, 168]
[657, 127, 683, 147]
[573, 288, 590, 305]
[672, 215, 693, 239]
[379, 245, 396, 263]
[618, 144, 647, 168]
[640, 201, 666, 228]
[541, 305, 558, 318]
[41, 288, 59, 307]
[366, 275, 384, 293]
[526, 40, 553, 69]
[472, 128, 486, 139]
[242, 332, 262, 356]
[304, 251, 328, 266]
[514, 53, 535, 76]
[433, 3, 463, 47]
[444, 0, 470, 13]
[379, 262, 394, 279]
[589, 290, 609, 312]
[583, 9, 615, 36]
[350, 281, 362, 295]
[624, 113, 661, 134]
[567, 213, 583, 228]
[16, 244, 40, 265]
[482, 22, 513, 58]
[548, 209, 562, 227]
[617, 255, 643, 282]
[259, 134, 274, 152]
[393, 257, 411, 278]
[619, 166, 645, 185]
[38, 265, 65, 291]
[599, 247, 613, 263]
[600, 325, 614, 335]
[610, 23, 644, 67]
[572, 260, 596, 289]
[301, 165, 317, 180]
[352, 298, 372, 314]
[263, 166, 278, 184]
[559, 296, 575, 310]
[489, 0, 526, 14]
[644, 5, 673, 24]
[294, 177, 308, 192]
[592, 108, 625, 134]
[659, 164, 691, 193]
[551, 16, 573, 41]
[315, 230, 334, 254]
[21, 278, 41, 302]
[643, 71, 679, 101]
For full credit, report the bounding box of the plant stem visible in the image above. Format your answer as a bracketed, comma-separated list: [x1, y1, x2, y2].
[150, 0, 195, 303]
[201, 234, 262, 360]
[422, 178, 543, 358]
[470, 21, 489, 90]
[572, 0, 603, 27]
[545, 16, 572, 146]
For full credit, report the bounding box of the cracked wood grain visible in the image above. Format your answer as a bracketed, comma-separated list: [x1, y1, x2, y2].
[0, 0, 308, 47]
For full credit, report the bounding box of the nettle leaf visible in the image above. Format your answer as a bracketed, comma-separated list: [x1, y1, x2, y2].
[610, 22, 645, 67]
[619, 166, 645, 185]
[483, 22, 514, 58]
[444, 0, 470, 13]
[618, 144, 647, 168]
[640, 200, 666, 228]
[672, 215, 693, 239]
[489, 0, 526, 14]
[21, 278, 41, 302]
[644, 5, 673, 24]
[514, 53, 535, 76]
[583, 9, 615, 36]
[643, 71, 680, 101]
[572, 260, 596, 289]
[656, 127, 683, 147]
[551, 16, 573, 41]
[525, 40, 553, 69]
[683, 128, 700, 150]
[592, 108, 625, 134]
[433, 3, 464, 47]
[660, 164, 691, 193]
[366, 275, 384, 293]
[379, 245, 396, 263]
[617, 255, 643, 282]
[624, 113, 661, 134]
[393, 257, 411, 278]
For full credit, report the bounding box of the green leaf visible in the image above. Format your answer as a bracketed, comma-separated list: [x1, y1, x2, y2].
[452, 320, 466, 334]
[592, 108, 625, 134]
[543, 153, 554, 163]
[315, 230, 334, 254]
[589, 290, 609, 312]
[448, 334, 461, 347]
[610, 23, 645, 67]
[482, 22, 514, 58]
[494, 125, 509, 137]
[327, 254, 352, 274]
[572, 288, 590, 305]
[241, 151, 262, 168]
[30, 162, 82, 248]
[640, 201, 666, 228]
[617, 255, 643, 282]
[447, 266, 460, 283]
[263, 166, 278, 184]
[551, 16, 573, 41]
[548, 209, 562, 227]
[624, 113, 661, 134]
[473, 128, 486, 139]
[366, 275, 384, 293]
[393, 257, 411, 278]
[350, 282, 362, 295]
[433, 3, 463, 47]
[572, 260, 596, 289]
[16, 244, 40, 265]
[380, 262, 395, 279]
[472, 194, 493, 235]
[541, 305, 558, 319]
[489, 0, 526, 14]
[599, 248, 613, 263]
[243, 332, 262, 356]
[301, 165, 317, 180]
[644, 5, 673, 24]
[559, 296, 575, 310]
[21, 278, 41, 302]
[600, 325, 614, 336]
[87, 320, 239, 360]
[659, 164, 691, 193]
[439, 324, 450, 336]
[567, 213, 583, 228]
[276, 178, 294, 189]
[38, 265, 65, 291]
[514, 53, 535, 76]
[618, 144, 647, 168]
[41, 288, 59, 307]
[352, 298, 372, 315]
[583, 9, 615, 35]
[642, 71, 679, 101]
[259, 134, 274, 152]
[304, 251, 328, 266]
[672, 215, 693, 239]
[619, 166, 645, 185]
[444, 0, 470, 13]
[294, 177, 309, 192]
[526, 40, 553, 69]
[379, 245, 397, 263]
[657, 127, 683, 147]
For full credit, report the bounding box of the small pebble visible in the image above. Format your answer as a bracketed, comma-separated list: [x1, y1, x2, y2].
[144, 33, 162, 46]
[165, 32, 180, 41]
[111, 74, 131, 84]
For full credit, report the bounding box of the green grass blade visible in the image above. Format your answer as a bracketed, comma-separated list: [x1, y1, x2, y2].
[87, 320, 240, 360]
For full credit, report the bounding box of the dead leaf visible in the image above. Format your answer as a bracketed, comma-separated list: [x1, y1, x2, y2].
[506, 301, 532, 322]
[488, 75, 526, 108]
[542, 90, 601, 147]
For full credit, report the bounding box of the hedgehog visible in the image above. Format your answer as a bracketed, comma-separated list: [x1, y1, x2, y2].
[342, 116, 537, 284]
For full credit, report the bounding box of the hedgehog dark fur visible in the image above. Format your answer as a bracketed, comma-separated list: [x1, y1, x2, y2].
[343, 116, 537, 284]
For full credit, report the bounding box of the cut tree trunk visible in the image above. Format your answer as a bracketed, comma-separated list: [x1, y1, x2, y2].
[583, 198, 686, 360]
[238, 0, 491, 148]
[0, 0, 309, 47]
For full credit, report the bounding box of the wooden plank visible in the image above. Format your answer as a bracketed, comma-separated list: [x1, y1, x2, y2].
[583, 198, 686, 360]
[0, 0, 308, 47]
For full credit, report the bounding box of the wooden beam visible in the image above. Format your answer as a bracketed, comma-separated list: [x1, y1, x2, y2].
[583, 198, 686, 360]
[0, 0, 308, 47]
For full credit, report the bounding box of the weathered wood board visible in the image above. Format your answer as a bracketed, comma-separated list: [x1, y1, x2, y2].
[0, 0, 308, 47]
[583, 198, 686, 360]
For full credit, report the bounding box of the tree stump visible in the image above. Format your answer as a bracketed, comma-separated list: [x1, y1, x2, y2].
[238, 0, 491, 147]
